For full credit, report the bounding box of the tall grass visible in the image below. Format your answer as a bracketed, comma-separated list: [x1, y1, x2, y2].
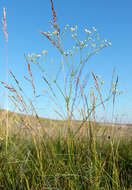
[1, 7, 9, 153]
[0, 1, 132, 190]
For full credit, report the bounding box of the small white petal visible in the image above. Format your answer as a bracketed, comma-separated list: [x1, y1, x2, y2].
[85, 29, 91, 34]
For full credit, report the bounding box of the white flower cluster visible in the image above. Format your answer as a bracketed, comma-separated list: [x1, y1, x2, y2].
[85, 29, 91, 34]
[84, 26, 96, 34]
[28, 54, 41, 62]
[64, 49, 73, 56]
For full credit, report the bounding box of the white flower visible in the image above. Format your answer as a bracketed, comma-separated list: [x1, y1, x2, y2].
[92, 27, 96, 32]
[85, 29, 91, 34]
[64, 51, 69, 56]
[108, 42, 112, 46]
[96, 75, 101, 79]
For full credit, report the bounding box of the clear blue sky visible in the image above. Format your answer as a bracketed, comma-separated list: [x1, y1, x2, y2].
[0, 0, 132, 123]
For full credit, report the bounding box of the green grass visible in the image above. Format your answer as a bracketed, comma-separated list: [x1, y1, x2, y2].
[0, 114, 132, 190]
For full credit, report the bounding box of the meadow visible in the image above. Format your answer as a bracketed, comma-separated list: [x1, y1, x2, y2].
[0, 1, 132, 189]
[0, 110, 132, 190]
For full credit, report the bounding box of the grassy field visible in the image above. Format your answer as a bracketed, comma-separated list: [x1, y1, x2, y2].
[0, 110, 132, 190]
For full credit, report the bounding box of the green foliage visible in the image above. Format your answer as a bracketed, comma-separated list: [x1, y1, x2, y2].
[0, 129, 132, 190]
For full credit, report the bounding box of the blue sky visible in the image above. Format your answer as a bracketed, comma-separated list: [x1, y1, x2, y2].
[0, 0, 132, 123]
